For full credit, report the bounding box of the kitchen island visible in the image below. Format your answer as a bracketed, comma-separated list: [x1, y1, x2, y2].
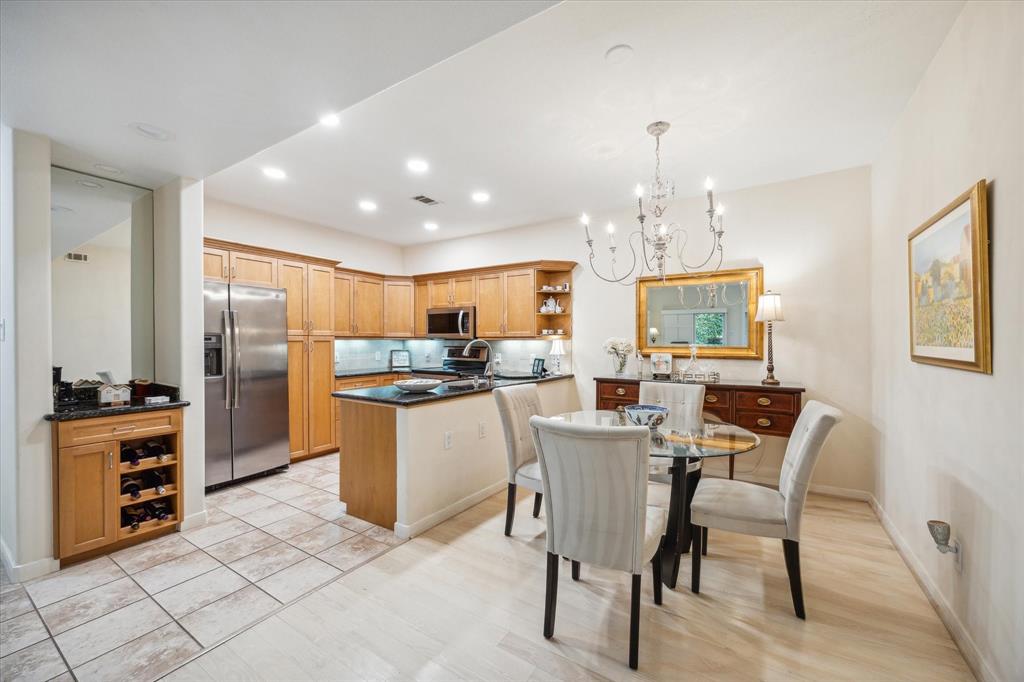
[333, 375, 578, 537]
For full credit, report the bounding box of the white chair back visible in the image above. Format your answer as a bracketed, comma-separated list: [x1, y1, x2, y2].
[494, 383, 544, 481]
[778, 400, 843, 539]
[529, 415, 652, 574]
[639, 381, 705, 428]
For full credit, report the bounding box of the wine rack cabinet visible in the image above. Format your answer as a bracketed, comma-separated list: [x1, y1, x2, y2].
[51, 407, 184, 565]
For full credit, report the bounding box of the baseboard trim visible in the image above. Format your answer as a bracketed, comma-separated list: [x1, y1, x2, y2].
[718, 470, 873, 502]
[395, 480, 507, 540]
[178, 509, 209, 532]
[1, 536, 59, 582]
[868, 497, 996, 682]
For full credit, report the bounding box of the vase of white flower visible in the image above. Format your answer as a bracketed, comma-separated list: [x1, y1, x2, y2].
[603, 337, 635, 377]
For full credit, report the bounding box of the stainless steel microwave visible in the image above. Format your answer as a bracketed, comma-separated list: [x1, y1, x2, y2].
[426, 307, 475, 339]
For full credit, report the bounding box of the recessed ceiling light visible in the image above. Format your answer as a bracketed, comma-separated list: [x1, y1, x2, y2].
[358, 200, 377, 212]
[423, 221, 439, 231]
[471, 191, 490, 204]
[93, 163, 122, 175]
[262, 167, 287, 180]
[76, 179, 104, 189]
[406, 158, 429, 174]
[319, 113, 341, 127]
[51, 205, 74, 213]
[604, 44, 634, 65]
[132, 122, 174, 141]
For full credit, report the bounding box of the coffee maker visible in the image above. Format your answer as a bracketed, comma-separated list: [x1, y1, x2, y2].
[52, 366, 75, 404]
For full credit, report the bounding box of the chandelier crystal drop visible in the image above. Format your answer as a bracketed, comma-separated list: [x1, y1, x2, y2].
[581, 121, 728, 284]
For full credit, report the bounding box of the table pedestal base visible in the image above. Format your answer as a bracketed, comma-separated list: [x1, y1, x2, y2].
[660, 459, 702, 589]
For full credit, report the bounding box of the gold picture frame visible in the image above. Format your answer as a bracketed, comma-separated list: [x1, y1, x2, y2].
[907, 180, 991, 373]
[636, 266, 764, 359]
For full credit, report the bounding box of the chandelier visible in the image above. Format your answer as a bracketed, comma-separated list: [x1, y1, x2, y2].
[581, 121, 726, 284]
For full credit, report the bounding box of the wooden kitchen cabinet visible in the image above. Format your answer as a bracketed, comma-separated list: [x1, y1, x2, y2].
[383, 279, 414, 337]
[353, 275, 384, 336]
[427, 275, 476, 307]
[278, 259, 308, 336]
[307, 265, 335, 336]
[286, 337, 308, 459]
[203, 247, 230, 282]
[334, 271, 354, 336]
[57, 441, 118, 558]
[229, 251, 278, 287]
[307, 337, 337, 455]
[427, 277, 453, 308]
[475, 268, 536, 337]
[475, 272, 505, 337]
[414, 281, 429, 337]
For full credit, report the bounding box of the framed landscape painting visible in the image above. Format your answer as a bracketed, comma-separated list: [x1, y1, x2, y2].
[907, 180, 991, 373]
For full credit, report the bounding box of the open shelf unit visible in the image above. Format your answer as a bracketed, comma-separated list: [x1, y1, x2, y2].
[116, 430, 181, 540]
[535, 268, 574, 339]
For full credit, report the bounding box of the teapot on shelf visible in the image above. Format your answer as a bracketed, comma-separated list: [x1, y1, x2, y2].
[540, 296, 564, 314]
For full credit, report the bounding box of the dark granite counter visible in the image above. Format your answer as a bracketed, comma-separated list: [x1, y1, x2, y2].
[334, 368, 400, 378]
[333, 374, 574, 406]
[44, 399, 191, 422]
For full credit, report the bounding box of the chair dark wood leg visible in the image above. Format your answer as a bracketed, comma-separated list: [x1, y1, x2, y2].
[571, 560, 580, 581]
[504, 483, 517, 536]
[783, 539, 805, 619]
[701, 526, 708, 556]
[629, 573, 641, 670]
[544, 552, 559, 638]
[691, 524, 701, 593]
[533, 492, 543, 518]
[651, 549, 663, 605]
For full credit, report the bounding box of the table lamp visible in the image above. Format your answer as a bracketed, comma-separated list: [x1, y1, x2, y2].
[755, 291, 784, 385]
[549, 338, 567, 375]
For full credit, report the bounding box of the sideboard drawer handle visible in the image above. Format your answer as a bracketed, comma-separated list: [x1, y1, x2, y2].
[757, 397, 772, 406]
[756, 418, 772, 427]
[705, 395, 718, 403]
[615, 387, 626, 396]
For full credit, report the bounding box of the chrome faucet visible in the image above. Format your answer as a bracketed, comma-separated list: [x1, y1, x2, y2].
[462, 338, 494, 384]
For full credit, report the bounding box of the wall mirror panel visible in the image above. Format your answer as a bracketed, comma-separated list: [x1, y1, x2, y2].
[50, 167, 154, 383]
[636, 266, 763, 359]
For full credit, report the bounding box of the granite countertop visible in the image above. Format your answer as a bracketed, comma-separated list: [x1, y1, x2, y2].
[333, 374, 574, 406]
[593, 374, 805, 391]
[334, 367, 404, 378]
[44, 399, 191, 422]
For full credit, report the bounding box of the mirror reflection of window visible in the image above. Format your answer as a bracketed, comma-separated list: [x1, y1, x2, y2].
[645, 281, 749, 347]
[50, 167, 154, 383]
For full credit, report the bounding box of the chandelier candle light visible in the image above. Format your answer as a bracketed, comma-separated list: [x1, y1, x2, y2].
[582, 121, 728, 284]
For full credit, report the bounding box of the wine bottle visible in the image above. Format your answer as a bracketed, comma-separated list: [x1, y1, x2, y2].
[122, 506, 151, 531]
[120, 443, 141, 467]
[145, 500, 171, 521]
[120, 475, 143, 499]
[143, 469, 166, 495]
[144, 440, 168, 462]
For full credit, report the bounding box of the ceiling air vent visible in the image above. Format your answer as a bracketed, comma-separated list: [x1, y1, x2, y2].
[64, 252, 89, 263]
[411, 195, 441, 206]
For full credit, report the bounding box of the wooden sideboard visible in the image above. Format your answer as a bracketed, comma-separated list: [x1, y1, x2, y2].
[594, 377, 806, 478]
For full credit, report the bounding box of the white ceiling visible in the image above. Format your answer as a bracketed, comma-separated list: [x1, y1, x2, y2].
[205, 1, 964, 246]
[0, 1, 555, 188]
[50, 167, 149, 257]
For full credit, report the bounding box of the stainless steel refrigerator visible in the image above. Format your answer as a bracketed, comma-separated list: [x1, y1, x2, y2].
[204, 281, 289, 487]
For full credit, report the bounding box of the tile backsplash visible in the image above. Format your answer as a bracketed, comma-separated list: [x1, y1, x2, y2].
[334, 338, 572, 374]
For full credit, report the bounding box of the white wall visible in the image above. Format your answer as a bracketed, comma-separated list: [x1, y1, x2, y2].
[51, 224, 132, 382]
[403, 167, 875, 492]
[869, 3, 1022, 680]
[204, 198, 404, 273]
[0, 123, 17, 565]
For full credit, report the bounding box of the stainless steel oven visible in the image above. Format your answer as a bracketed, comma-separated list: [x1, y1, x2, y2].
[426, 307, 475, 339]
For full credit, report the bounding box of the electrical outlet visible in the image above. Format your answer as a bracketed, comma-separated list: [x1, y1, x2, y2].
[478, 421, 486, 439]
[443, 431, 453, 450]
[375, 351, 381, 361]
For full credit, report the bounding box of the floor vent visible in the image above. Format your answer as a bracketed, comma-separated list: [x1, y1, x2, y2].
[64, 252, 89, 263]
[411, 195, 441, 206]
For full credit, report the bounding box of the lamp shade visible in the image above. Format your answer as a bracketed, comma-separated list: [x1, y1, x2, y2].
[549, 339, 567, 356]
[755, 291, 784, 322]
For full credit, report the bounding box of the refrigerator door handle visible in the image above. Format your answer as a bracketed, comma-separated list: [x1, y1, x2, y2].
[232, 310, 242, 408]
[222, 309, 233, 409]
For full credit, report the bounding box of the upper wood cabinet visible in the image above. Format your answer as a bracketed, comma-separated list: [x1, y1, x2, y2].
[307, 265, 335, 336]
[57, 440, 118, 558]
[203, 247, 230, 282]
[414, 281, 429, 337]
[353, 275, 384, 337]
[230, 251, 277, 287]
[278, 259, 308, 336]
[334, 271, 355, 336]
[427, 275, 476, 308]
[475, 272, 505, 337]
[383, 279, 414, 337]
[474, 268, 536, 338]
[427, 277, 452, 308]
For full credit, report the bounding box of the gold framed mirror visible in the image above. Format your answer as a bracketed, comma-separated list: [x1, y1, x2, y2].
[636, 266, 764, 359]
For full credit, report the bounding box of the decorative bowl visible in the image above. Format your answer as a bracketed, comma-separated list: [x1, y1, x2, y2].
[393, 379, 442, 393]
[623, 404, 669, 429]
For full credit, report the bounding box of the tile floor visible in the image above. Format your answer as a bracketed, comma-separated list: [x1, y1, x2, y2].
[0, 453, 403, 682]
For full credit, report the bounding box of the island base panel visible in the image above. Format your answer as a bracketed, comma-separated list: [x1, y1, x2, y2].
[339, 400, 397, 529]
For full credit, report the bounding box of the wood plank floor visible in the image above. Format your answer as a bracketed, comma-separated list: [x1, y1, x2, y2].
[164, 491, 973, 681]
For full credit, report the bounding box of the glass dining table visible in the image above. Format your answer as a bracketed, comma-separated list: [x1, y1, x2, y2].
[553, 409, 760, 589]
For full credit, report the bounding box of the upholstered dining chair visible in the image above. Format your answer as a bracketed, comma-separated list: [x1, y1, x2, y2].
[494, 384, 545, 536]
[529, 415, 668, 670]
[640, 381, 704, 526]
[689, 400, 842, 619]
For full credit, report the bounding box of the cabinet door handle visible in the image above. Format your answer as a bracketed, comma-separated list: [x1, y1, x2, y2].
[705, 394, 718, 403]
[231, 265, 236, 278]
[615, 387, 626, 396]
[222, 265, 228, 278]
[757, 397, 772, 406]
[757, 418, 772, 427]
[108, 452, 113, 469]
[111, 424, 137, 434]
